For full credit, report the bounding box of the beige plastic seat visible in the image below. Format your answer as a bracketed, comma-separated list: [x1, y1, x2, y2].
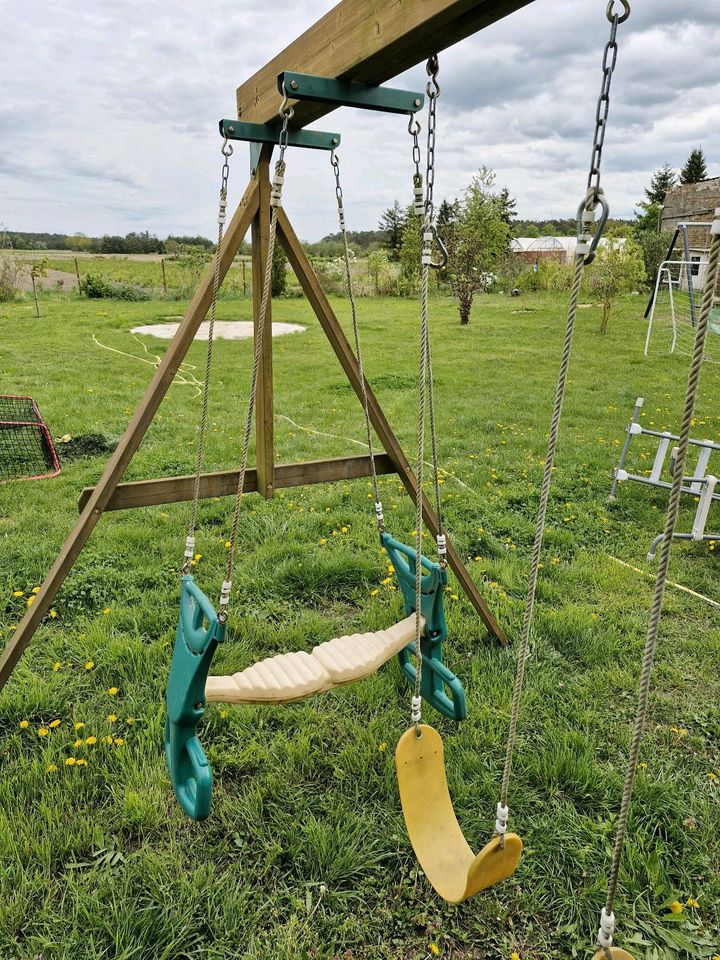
[205, 614, 420, 704]
[592, 951, 635, 960]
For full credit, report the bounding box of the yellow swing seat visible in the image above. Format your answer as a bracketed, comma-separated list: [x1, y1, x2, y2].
[591, 951, 635, 960]
[396, 724, 523, 903]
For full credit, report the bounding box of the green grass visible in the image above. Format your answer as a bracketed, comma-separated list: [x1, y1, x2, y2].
[0, 288, 719, 960]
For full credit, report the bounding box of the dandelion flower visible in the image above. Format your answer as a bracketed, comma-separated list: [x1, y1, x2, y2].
[511, 953, 521, 960]
[49, 719, 61, 729]
[46, 764, 58, 773]
[18, 719, 29, 729]
[85, 736, 97, 745]
[85, 661, 94, 670]
[26, 596, 35, 607]
[108, 687, 119, 696]
[370, 589, 379, 597]
[38, 727, 49, 737]
[52, 661, 61, 672]
[74, 722, 85, 731]
[49, 610, 58, 619]
[430, 945, 440, 957]
[12, 590, 23, 597]
[669, 901, 683, 914]
[31, 587, 41, 595]
[65, 757, 76, 766]
[103, 735, 114, 745]
[319, 538, 328, 545]
[219, 710, 228, 719]
[378, 742, 387, 753]
[106, 714, 117, 723]
[686, 897, 700, 908]
[114, 737, 124, 746]
[102, 608, 110, 615]
[76, 758, 88, 767]
[74, 739, 84, 748]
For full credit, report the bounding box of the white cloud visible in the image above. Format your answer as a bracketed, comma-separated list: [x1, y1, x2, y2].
[1, 0, 719, 240]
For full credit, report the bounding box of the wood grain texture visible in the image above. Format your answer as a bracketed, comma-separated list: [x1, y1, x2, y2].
[236, 0, 534, 128]
[77, 454, 396, 512]
[0, 180, 260, 692]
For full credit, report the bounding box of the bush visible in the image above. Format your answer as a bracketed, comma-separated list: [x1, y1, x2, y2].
[81, 273, 112, 298]
[0, 255, 23, 301]
[81, 273, 150, 300]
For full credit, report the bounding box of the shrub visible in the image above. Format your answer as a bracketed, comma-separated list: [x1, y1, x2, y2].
[81, 273, 112, 298]
[0, 255, 23, 301]
[81, 273, 150, 300]
[110, 281, 150, 301]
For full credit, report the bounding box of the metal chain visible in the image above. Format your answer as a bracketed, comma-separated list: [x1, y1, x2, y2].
[412, 54, 444, 730]
[587, 1, 630, 202]
[330, 149, 385, 534]
[408, 114, 424, 216]
[601, 219, 720, 940]
[182, 138, 233, 574]
[218, 100, 292, 622]
[496, 2, 629, 848]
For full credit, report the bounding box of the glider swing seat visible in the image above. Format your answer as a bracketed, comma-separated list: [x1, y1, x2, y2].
[165, 76, 467, 822]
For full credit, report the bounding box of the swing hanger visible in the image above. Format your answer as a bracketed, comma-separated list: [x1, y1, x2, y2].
[276, 71, 425, 115]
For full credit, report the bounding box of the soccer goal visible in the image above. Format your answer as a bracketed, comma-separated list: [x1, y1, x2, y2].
[644, 258, 720, 362]
[0, 395, 60, 483]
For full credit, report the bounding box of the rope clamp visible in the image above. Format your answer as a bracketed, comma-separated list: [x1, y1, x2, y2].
[411, 695, 422, 725]
[597, 908, 615, 948]
[494, 801, 509, 836]
[711, 207, 720, 235]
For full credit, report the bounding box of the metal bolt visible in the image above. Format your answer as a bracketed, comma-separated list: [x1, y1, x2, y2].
[331, 137, 338, 145]
[290, 79, 298, 90]
[228, 125, 235, 133]
[414, 98, 422, 107]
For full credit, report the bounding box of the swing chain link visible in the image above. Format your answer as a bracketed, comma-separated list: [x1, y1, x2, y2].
[421, 55, 448, 271]
[586, 3, 628, 204]
[408, 114, 424, 216]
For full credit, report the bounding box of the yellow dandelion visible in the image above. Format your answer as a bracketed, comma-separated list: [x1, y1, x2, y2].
[103, 735, 113, 744]
[52, 661, 61, 672]
[319, 538, 328, 545]
[114, 737, 124, 746]
[106, 714, 117, 723]
[637, 762, 647, 770]
[219, 709, 228, 719]
[74, 722, 85, 731]
[26, 596, 35, 607]
[430, 945, 440, 957]
[511, 953, 521, 960]
[108, 687, 119, 696]
[224, 540, 231, 549]
[341, 526, 348, 533]
[85, 661, 94, 670]
[65, 757, 76, 766]
[125, 718, 134, 725]
[378, 742, 387, 753]
[102, 608, 110, 615]
[49, 609, 58, 619]
[73, 739, 84, 748]
[31, 586, 40, 594]
[76, 758, 88, 767]
[46, 764, 58, 773]
[49, 719, 61, 729]
[450, 594, 459, 601]
[85, 736, 97, 745]
[12, 590, 23, 597]
[18, 719, 29, 729]
[370, 589, 380, 597]
[707, 772, 717, 781]
[686, 897, 700, 908]
[38, 727, 49, 737]
[669, 901, 683, 914]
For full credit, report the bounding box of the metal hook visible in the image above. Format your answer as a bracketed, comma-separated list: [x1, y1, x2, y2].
[576, 189, 610, 264]
[428, 224, 448, 270]
[407, 113, 421, 136]
[279, 81, 295, 120]
[606, 0, 630, 24]
[221, 137, 233, 158]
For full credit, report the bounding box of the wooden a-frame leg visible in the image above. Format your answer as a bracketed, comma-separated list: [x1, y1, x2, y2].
[276, 208, 506, 646]
[0, 179, 261, 693]
[252, 144, 274, 498]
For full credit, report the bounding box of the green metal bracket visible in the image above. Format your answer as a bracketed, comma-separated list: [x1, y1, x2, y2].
[165, 575, 225, 820]
[277, 72, 425, 115]
[219, 119, 340, 151]
[381, 532, 466, 721]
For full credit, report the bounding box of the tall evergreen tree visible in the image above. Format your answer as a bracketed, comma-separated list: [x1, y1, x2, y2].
[680, 147, 708, 184]
[645, 163, 676, 205]
[378, 200, 407, 260]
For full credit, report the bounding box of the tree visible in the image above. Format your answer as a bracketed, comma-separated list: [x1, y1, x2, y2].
[443, 168, 513, 325]
[583, 238, 644, 333]
[680, 147, 707, 184]
[271, 240, 288, 297]
[645, 163, 677, 205]
[399, 214, 422, 294]
[378, 201, 407, 260]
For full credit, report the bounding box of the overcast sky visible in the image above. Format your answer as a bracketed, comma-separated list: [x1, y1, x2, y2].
[2, 1, 719, 242]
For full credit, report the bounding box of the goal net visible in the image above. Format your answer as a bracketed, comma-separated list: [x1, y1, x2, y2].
[0, 395, 60, 483]
[645, 259, 720, 363]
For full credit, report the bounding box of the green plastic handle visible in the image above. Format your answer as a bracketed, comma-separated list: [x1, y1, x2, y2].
[180, 576, 219, 654]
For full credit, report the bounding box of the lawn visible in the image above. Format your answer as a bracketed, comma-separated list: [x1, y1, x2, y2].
[0, 285, 718, 960]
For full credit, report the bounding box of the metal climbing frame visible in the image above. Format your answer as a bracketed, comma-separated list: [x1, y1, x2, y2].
[610, 396, 719, 558]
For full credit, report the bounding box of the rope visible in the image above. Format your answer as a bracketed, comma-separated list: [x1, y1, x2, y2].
[331, 151, 384, 533]
[183, 144, 232, 574]
[603, 223, 720, 914]
[498, 254, 585, 809]
[219, 153, 286, 620]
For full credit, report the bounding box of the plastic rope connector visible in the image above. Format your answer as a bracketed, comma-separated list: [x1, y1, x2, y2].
[184, 535, 195, 560]
[597, 908, 615, 949]
[219, 580, 232, 607]
[375, 501, 385, 525]
[413, 183, 424, 216]
[270, 173, 284, 208]
[436, 533, 447, 558]
[711, 207, 720, 235]
[411, 695, 422, 724]
[218, 198, 227, 225]
[421, 229, 434, 266]
[495, 801, 509, 835]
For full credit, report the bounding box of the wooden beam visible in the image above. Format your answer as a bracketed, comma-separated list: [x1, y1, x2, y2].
[276, 207, 506, 645]
[78, 454, 396, 512]
[236, 0, 535, 128]
[253, 145, 274, 498]
[0, 180, 260, 693]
